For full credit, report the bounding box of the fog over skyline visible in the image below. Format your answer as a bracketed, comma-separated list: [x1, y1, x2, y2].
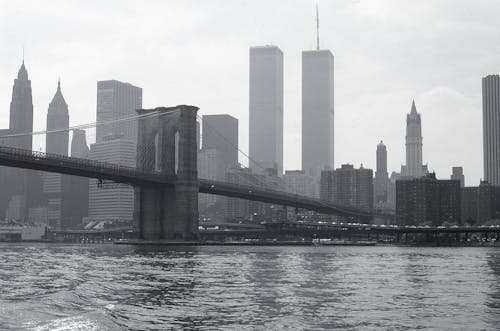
[1, 0, 500, 186]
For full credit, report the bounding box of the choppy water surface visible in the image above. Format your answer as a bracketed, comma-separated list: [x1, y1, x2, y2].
[0, 244, 499, 330]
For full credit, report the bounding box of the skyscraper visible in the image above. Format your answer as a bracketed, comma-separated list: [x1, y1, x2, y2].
[404, 100, 424, 178]
[0, 61, 44, 221]
[450, 166, 465, 188]
[301, 8, 334, 178]
[249, 46, 283, 175]
[70, 129, 90, 158]
[96, 80, 142, 143]
[198, 115, 238, 217]
[9, 60, 33, 150]
[202, 114, 239, 169]
[43, 80, 70, 228]
[88, 80, 142, 225]
[60, 129, 90, 229]
[46, 80, 69, 155]
[482, 75, 500, 185]
[87, 137, 136, 223]
[374, 141, 389, 203]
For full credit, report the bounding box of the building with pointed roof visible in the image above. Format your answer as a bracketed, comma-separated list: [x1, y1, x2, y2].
[9, 60, 33, 150]
[403, 100, 425, 178]
[43, 80, 70, 228]
[0, 61, 44, 222]
[46, 80, 69, 155]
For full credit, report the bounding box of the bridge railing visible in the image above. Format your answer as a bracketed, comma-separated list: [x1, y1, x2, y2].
[0, 145, 376, 217]
[199, 178, 373, 217]
[0, 145, 173, 185]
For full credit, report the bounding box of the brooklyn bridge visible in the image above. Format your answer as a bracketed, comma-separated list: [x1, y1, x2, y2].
[0, 105, 383, 241]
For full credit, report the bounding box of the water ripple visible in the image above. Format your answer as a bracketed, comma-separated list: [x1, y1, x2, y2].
[0, 244, 499, 330]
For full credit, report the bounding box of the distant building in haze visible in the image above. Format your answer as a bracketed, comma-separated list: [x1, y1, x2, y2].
[96, 80, 142, 143]
[196, 120, 201, 150]
[302, 49, 334, 178]
[396, 173, 461, 226]
[482, 75, 500, 185]
[320, 164, 373, 213]
[374, 141, 389, 204]
[450, 167, 465, 188]
[0, 61, 44, 222]
[43, 80, 70, 229]
[462, 181, 500, 225]
[387, 171, 401, 211]
[198, 148, 224, 213]
[87, 136, 136, 224]
[402, 100, 427, 178]
[87, 80, 141, 225]
[70, 129, 90, 159]
[61, 129, 90, 229]
[202, 114, 238, 169]
[225, 166, 286, 222]
[198, 114, 238, 219]
[8, 61, 33, 150]
[283, 170, 317, 197]
[249, 46, 283, 175]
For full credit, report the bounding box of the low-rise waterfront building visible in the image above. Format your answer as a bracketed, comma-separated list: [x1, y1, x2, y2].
[396, 173, 461, 226]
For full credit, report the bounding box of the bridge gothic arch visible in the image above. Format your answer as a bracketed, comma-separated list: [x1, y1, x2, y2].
[134, 105, 199, 240]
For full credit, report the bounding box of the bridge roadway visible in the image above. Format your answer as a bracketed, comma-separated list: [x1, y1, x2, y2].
[0, 145, 372, 218]
[0, 145, 173, 186]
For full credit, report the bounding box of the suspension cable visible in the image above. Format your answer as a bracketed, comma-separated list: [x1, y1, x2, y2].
[0, 108, 181, 138]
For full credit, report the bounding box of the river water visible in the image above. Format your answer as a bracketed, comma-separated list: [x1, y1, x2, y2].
[0, 243, 499, 330]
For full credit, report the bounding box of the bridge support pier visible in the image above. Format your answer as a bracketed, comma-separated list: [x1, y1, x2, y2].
[134, 106, 199, 241]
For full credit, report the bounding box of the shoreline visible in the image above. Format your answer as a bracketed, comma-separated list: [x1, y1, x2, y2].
[1, 240, 499, 248]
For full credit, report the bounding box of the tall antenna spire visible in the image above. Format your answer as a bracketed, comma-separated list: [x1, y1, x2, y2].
[22, 46, 25, 64]
[316, 4, 320, 50]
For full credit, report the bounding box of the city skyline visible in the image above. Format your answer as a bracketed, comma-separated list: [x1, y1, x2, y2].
[1, 1, 500, 185]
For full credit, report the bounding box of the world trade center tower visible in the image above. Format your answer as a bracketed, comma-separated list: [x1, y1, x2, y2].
[249, 45, 284, 175]
[301, 49, 334, 178]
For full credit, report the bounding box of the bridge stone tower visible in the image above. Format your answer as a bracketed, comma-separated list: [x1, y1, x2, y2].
[134, 105, 199, 240]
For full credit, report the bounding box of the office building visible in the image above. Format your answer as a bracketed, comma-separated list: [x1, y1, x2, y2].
[283, 170, 317, 197]
[403, 100, 427, 178]
[462, 181, 500, 225]
[225, 166, 286, 222]
[450, 167, 465, 188]
[198, 115, 238, 218]
[0, 61, 44, 221]
[249, 46, 283, 175]
[320, 164, 373, 212]
[374, 141, 389, 204]
[387, 171, 401, 211]
[396, 173, 461, 226]
[482, 75, 500, 185]
[8, 60, 33, 150]
[60, 129, 90, 228]
[202, 114, 238, 169]
[87, 136, 136, 223]
[43, 80, 70, 229]
[196, 120, 201, 150]
[96, 80, 142, 143]
[46, 80, 69, 155]
[198, 148, 224, 213]
[302, 49, 334, 178]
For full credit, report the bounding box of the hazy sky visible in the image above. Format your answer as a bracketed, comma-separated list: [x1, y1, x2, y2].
[1, 0, 499, 185]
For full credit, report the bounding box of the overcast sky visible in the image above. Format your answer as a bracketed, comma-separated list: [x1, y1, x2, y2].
[1, 0, 499, 185]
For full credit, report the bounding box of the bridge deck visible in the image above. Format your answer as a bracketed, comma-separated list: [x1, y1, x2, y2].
[0, 145, 374, 217]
